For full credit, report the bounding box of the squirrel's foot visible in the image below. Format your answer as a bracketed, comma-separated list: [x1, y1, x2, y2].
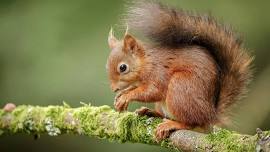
[135, 106, 163, 118]
[3, 103, 16, 112]
[155, 119, 189, 142]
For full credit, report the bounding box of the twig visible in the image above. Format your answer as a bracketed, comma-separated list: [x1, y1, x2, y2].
[0, 104, 268, 151]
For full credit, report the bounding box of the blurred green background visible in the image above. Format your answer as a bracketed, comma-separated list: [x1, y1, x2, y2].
[0, 0, 270, 151]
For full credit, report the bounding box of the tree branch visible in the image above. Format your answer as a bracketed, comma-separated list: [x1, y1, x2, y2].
[0, 104, 269, 151]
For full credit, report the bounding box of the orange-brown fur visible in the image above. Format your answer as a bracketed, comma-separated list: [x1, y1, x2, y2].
[107, 1, 253, 141]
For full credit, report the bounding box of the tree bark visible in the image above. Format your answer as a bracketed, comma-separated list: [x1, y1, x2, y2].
[0, 104, 269, 151]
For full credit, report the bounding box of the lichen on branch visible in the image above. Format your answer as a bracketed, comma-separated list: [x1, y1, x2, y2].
[0, 104, 168, 146]
[0, 104, 268, 151]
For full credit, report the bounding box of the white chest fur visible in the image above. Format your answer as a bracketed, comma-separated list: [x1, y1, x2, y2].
[159, 102, 175, 120]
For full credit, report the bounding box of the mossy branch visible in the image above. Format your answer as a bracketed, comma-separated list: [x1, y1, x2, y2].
[0, 104, 269, 151]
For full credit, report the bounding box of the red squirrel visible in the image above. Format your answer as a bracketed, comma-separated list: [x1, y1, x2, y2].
[106, 1, 253, 141]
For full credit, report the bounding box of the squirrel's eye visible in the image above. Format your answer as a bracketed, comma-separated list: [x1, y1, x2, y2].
[118, 63, 129, 74]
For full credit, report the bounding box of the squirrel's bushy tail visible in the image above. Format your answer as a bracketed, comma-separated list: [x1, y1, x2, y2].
[125, 1, 253, 115]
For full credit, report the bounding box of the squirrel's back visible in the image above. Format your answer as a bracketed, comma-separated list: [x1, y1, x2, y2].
[125, 1, 253, 116]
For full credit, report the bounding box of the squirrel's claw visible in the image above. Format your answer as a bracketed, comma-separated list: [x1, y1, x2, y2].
[135, 107, 163, 118]
[155, 119, 189, 142]
[114, 95, 129, 112]
[113, 86, 136, 112]
[135, 107, 151, 116]
[155, 121, 174, 142]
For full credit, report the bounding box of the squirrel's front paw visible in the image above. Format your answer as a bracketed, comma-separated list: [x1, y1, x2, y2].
[114, 95, 130, 112]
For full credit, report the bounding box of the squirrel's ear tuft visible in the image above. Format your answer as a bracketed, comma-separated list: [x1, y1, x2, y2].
[123, 34, 144, 55]
[108, 27, 118, 49]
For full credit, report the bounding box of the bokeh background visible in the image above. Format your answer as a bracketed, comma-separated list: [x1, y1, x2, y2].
[0, 0, 269, 151]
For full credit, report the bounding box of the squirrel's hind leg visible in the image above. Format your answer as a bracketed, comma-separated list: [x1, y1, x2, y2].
[166, 72, 217, 127]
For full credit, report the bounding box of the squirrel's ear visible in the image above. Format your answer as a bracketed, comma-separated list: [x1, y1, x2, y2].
[123, 34, 144, 55]
[108, 27, 118, 49]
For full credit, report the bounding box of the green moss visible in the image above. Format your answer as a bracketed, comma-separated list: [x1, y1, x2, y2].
[0, 104, 182, 150]
[117, 112, 135, 142]
[0, 129, 3, 135]
[122, 115, 158, 144]
[205, 128, 256, 151]
[0, 104, 260, 151]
